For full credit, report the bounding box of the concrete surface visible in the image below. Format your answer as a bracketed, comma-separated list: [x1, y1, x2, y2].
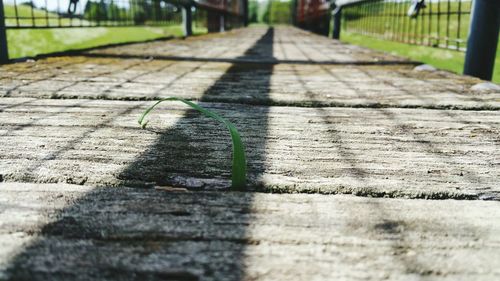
[1, 183, 500, 281]
[0, 98, 499, 199]
[0, 26, 499, 280]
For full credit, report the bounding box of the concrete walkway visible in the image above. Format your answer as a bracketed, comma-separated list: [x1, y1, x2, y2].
[1, 27, 499, 280]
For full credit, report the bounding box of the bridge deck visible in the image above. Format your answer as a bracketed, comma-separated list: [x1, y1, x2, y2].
[1, 26, 499, 280]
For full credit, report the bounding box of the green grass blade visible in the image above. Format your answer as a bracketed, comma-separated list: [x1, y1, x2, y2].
[138, 98, 247, 190]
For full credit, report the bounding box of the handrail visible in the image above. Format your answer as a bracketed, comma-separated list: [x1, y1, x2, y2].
[0, 0, 248, 63]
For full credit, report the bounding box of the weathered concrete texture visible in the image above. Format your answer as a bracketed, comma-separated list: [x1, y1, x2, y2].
[1, 26, 500, 281]
[1, 31, 498, 110]
[1, 183, 500, 281]
[0, 98, 498, 199]
[87, 27, 410, 63]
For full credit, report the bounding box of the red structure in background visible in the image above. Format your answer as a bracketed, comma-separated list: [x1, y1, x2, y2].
[295, 0, 331, 35]
[196, 0, 244, 15]
[195, 0, 248, 32]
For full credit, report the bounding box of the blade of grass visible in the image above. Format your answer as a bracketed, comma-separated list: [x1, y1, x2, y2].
[138, 97, 246, 191]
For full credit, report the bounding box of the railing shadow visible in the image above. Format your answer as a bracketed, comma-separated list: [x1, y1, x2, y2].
[286, 62, 432, 277]
[118, 28, 274, 188]
[4, 28, 275, 280]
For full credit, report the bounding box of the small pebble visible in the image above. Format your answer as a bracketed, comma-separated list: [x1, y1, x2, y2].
[478, 193, 496, 201]
[470, 82, 500, 92]
[154, 186, 189, 192]
[413, 64, 436, 72]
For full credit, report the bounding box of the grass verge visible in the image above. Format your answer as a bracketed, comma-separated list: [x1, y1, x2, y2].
[340, 31, 500, 83]
[7, 26, 208, 59]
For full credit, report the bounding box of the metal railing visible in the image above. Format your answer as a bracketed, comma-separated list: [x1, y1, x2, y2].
[0, 0, 247, 62]
[342, 0, 472, 52]
[328, 0, 500, 81]
[2, 0, 184, 28]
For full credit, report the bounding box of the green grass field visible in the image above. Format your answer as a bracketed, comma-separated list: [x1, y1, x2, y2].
[8, 25, 209, 59]
[8, 26, 185, 58]
[343, 1, 472, 50]
[4, 4, 206, 59]
[340, 31, 500, 83]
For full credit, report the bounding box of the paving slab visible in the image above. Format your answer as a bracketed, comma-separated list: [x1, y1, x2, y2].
[86, 27, 411, 64]
[1, 29, 499, 110]
[1, 25, 500, 281]
[1, 183, 500, 281]
[1, 98, 498, 199]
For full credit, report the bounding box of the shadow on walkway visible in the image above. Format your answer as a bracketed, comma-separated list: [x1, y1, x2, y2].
[5, 28, 275, 280]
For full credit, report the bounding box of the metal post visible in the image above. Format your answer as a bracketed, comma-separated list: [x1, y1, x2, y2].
[182, 5, 192, 37]
[291, 0, 297, 26]
[332, 6, 342, 39]
[0, 0, 9, 63]
[463, 0, 500, 81]
[219, 14, 225, 32]
[243, 0, 249, 26]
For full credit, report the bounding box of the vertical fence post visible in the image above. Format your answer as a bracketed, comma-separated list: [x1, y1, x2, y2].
[219, 14, 225, 32]
[291, 0, 297, 27]
[182, 4, 193, 37]
[0, 0, 9, 63]
[463, 0, 500, 81]
[332, 6, 342, 39]
[243, 0, 248, 26]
